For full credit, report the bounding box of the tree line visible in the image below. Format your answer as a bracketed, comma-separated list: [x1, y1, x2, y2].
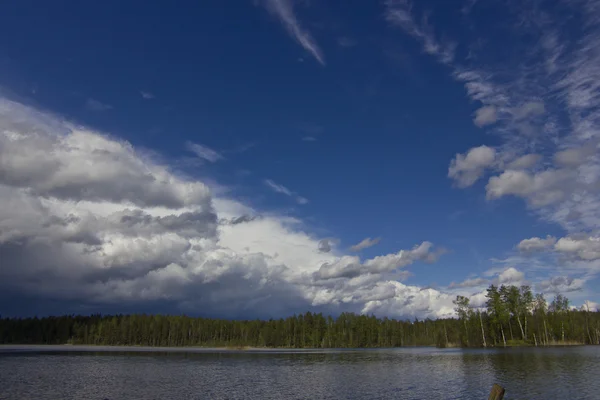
[1, 285, 598, 348]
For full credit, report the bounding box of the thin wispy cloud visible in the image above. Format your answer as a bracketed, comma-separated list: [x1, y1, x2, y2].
[185, 141, 224, 163]
[264, 179, 293, 196]
[384, 0, 456, 65]
[387, 0, 600, 302]
[85, 98, 113, 111]
[299, 124, 323, 142]
[261, 0, 325, 65]
[350, 237, 381, 252]
[140, 91, 155, 99]
[264, 179, 308, 205]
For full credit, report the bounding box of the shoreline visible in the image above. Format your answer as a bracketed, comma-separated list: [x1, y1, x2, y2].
[0, 343, 591, 353]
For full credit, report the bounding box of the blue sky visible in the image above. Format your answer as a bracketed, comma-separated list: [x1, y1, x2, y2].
[0, 0, 598, 318]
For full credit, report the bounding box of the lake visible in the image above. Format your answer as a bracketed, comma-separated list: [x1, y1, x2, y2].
[0, 345, 598, 399]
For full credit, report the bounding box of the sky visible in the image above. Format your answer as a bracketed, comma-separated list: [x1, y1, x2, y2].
[0, 0, 599, 319]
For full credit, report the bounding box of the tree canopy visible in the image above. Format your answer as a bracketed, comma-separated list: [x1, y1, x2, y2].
[1, 285, 598, 348]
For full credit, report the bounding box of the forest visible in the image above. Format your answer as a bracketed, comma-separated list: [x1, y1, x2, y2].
[1, 285, 599, 348]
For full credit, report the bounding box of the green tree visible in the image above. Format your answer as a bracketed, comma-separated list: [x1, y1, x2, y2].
[486, 285, 508, 346]
[453, 295, 471, 346]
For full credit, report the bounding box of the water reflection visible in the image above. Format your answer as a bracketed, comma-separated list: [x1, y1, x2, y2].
[0, 346, 598, 399]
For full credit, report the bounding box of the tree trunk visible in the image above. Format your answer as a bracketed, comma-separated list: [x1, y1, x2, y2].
[533, 333, 537, 347]
[543, 319, 549, 345]
[479, 312, 487, 348]
[508, 320, 514, 341]
[463, 319, 469, 346]
[501, 326, 507, 347]
[516, 315, 525, 341]
[444, 323, 449, 347]
[585, 311, 592, 345]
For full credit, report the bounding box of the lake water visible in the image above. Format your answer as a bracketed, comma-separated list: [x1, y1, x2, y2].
[0, 345, 598, 399]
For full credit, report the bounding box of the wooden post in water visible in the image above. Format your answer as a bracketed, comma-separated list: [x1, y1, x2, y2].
[488, 384, 505, 400]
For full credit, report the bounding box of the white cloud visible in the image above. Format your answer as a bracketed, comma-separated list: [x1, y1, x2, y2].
[554, 145, 597, 167]
[517, 235, 557, 253]
[185, 141, 224, 163]
[497, 267, 525, 284]
[536, 275, 585, 293]
[350, 237, 381, 252]
[389, 0, 600, 243]
[513, 101, 545, 120]
[264, 179, 293, 196]
[85, 98, 113, 111]
[1, 96, 457, 319]
[506, 154, 542, 170]
[581, 300, 598, 312]
[384, 0, 455, 65]
[264, 179, 308, 205]
[315, 241, 444, 281]
[474, 105, 497, 127]
[261, 0, 325, 65]
[448, 145, 496, 187]
[302, 136, 317, 142]
[555, 236, 600, 261]
[486, 169, 573, 207]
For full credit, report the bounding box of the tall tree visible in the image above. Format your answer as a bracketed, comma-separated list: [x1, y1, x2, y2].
[453, 295, 471, 346]
[486, 285, 508, 346]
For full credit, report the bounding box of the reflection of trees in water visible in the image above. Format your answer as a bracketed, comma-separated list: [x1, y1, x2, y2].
[487, 348, 597, 398]
[3, 347, 599, 399]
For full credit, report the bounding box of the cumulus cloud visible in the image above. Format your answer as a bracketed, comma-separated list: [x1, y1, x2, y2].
[486, 169, 573, 207]
[318, 239, 333, 253]
[227, 215, 258, 225]
[517, 235, 557, 253]
[581, 300, 598, 312]
[448, 145, 496, 187]
[554, 145, 597, 168]
[350, 237, 381, 252]
[506, 154, 542, 170]
[0, 123, 210, 210]
[474, 105, 497, 127]
[389, 0, 600, 302]
[554, 236, 600, 261]
[536, 275, 585, 293]
[315, 241, 444, 281]
[391, 0, 600, 243]
[0, 96, 455, 319]
[185, 141, 224, 163]
[260, 0, 325, 65]
[497, 267, 525, 284]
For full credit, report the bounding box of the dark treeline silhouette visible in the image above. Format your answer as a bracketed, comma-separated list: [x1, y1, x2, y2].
[1, 285, 599, 348]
